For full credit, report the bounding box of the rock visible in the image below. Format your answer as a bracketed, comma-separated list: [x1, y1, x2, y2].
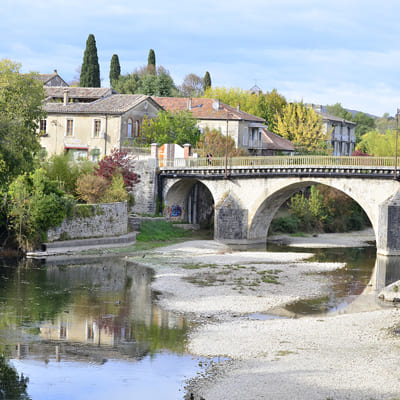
[378, 280, 400, 302]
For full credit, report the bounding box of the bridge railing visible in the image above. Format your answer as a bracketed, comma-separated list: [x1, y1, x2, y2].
[159, 156, 397, 169]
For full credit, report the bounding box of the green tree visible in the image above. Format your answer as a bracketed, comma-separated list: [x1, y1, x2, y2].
[109, 54, 121, 87]
[0, 355, 30, 399]
[112, 72, 141, 94]
[325, 103, 353, 120]
[147, 49, 156, 75]
[0, 59, 46, 188]
[275, 102, 328, 154]
[80, 34, 100, 87]
[203, 71, 212, 91]
[258, 89, 287, 133]
[195, 127, 245, 157]
[356, 129, 396, 156]
[352, 112, 376, 142]
[141, 110, 200, 146]
[375, 112, 396, 133]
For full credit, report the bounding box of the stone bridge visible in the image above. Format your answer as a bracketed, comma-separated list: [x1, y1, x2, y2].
[157, 156, 400, 256]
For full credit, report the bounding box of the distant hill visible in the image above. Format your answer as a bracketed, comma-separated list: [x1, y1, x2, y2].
[321, 105, 378, 119]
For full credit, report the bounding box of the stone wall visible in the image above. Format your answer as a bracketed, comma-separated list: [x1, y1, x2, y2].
[47, 201, 128, 242]
[131, 158, 158, 215]
[378, 191, 400, 256]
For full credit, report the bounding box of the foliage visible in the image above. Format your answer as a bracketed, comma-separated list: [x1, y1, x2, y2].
[113, 66, 178, 97]
[42, 153, 94, 195]
[375, 112, 396, 133]
[325, 103, 353, 120]
[270, 214, 301, 234]
[356, 130, 397, 156]
[75, 174, 109, 204]
[0, 354, 30, 399]
[0, 59, 46, 188]
[351, 149, 370, 156]
[7, 169, 74, 251]
[95, 149, 139, 190]
[100, 174, 129, 203]
[80, 34, 100, 87]
[259, 89, 287, 133]
[203, 86, 286, 134]
[180, 73, 204, 97]
[285, 185, 369, 233]
[136, 219, 189, 242]
[353, 112, 376, 143]
[147, 49, 156, 75]
[109, 54, 121, 87]
[195, 127, 245, 157]
[141, 110, 201, 146]
[275, 102, 328, 154]
[203, 71, 211, 92]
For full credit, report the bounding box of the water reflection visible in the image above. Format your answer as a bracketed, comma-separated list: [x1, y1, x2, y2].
[0, 256, 194, 399]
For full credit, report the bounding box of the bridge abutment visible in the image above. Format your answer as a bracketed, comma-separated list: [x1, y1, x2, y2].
[377, 191, 400, 256]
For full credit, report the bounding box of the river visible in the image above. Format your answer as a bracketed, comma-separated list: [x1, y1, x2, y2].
[0, 243, 398, 399]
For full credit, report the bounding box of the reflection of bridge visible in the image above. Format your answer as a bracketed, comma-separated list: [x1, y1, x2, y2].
[157, 156, 400, 255]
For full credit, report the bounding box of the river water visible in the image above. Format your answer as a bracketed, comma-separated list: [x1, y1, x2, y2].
[0, 246, 399, 399]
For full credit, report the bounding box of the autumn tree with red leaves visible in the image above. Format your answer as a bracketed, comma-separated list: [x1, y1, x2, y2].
[94, 149, 139, 190]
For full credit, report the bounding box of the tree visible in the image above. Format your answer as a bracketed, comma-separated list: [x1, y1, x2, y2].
[375, 112, 396, 133]
[0, 59, 46, 188]
[325, 103, 353, 120]
[180, 73, 203, 97]
[0, 355, 30, 400]
[203, 71, 211, 91]
[80, 34, 100, 87]
[275, 102, 328, 154]
[141, 110, 200, 146]
[356, 130, 396, 156]
[147, 49, 156, 75]
[195, 128, 245, 157]
[258, 89, 287, 133]
[352, 112, 376, 142]
[109, 54, 121, 87]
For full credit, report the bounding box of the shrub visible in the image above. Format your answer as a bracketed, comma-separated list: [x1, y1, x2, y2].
[75, 174, 108, 204]
[270, 215, 301, 234]
[100, 174, 129, 203]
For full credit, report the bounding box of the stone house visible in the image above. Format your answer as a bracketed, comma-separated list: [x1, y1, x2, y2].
[36, 70, 69, 87]
[311, 105, 356, 156]
[40, 93, 162, 160]
[153, 97, 278, 154]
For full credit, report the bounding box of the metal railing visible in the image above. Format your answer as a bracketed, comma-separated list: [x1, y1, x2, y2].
[159, 156, 397, 169]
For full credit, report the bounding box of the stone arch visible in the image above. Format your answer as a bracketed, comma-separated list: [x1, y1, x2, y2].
[248, 179, 375, 243]
[163, 178, 215, 227]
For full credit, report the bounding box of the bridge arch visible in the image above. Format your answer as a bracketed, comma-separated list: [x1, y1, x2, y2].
[248, 179, 375, 242]
[162, 178, 215, 228]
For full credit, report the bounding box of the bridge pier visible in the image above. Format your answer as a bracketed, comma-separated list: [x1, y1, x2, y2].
[377, 191, 400, 256]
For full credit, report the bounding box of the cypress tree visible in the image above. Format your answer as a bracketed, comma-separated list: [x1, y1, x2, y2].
[80, 34, 100, 87]
[203, 71, 212, 91]
[147, 49, 156, 75]
[109, 54, 121, 87]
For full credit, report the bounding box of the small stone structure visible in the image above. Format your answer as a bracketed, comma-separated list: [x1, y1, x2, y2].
[47, 201, 128, 242]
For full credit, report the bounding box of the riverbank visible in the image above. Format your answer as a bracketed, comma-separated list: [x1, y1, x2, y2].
[135, 229, 400, 400]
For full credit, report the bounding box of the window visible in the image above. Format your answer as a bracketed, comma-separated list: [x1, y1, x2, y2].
[93, 119, 101, 137]
[127, 118, 133, 138]
[258, 130, 262, 147]
[66, 119, 74, 136]
[134, 120, 140, 137]
[40, 119, 47, 135]
[243, 127, 248, 146]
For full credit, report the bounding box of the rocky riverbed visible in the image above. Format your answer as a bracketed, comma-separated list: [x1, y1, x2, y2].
[134, 230, 400, 400]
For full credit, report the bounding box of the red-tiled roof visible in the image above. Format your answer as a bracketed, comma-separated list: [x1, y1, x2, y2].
[153, 97, 266, 123]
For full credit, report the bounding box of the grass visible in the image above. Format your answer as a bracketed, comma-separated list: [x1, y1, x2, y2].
[136, 220, 191, 242]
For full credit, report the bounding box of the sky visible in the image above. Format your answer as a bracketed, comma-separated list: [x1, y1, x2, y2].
[2, 0, 400, 116]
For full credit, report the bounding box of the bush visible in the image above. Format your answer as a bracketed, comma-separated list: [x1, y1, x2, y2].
[100, 174, 129, 203]
[270, 215, 301, 234]
[76, 174, 108, 204]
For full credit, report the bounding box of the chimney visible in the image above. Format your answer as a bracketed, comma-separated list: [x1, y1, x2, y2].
[237, 104, 240, 111]
[54, 69, 58, 75]
[187, 98, 192, 110]
[63, 89, 69, 106]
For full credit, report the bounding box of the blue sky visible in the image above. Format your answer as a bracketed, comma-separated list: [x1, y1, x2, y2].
[2, 0, 400, 116]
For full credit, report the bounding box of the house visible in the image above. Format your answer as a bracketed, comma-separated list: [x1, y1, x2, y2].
[153, 97, 278, 154]
[36, 70, 69, 87]
[310, 105, 356, 156]
[45, 86, 116, 104]
[261, 128, 294, 155]
[40, 93, 162, 160]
